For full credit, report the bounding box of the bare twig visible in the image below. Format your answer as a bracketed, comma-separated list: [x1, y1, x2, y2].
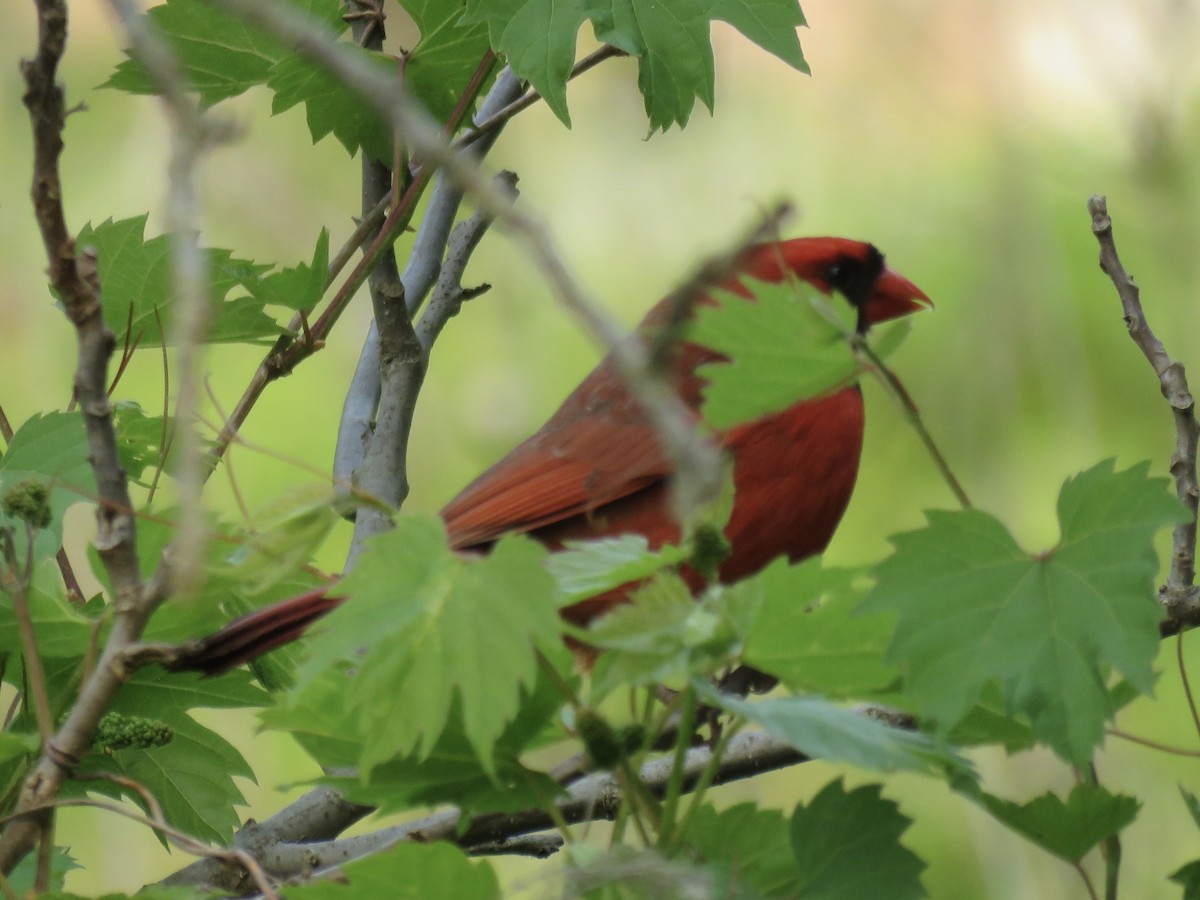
[3, 0, 153, 872]
[854, 338, 973, 509]
[457, 44, 627, 153]
[1087, 196, 1200, 633]
[3, 786, 279, 900]
[106, 0, 236, 595]
[416, 172, 517, 354]
[333, 67, 525, 498]
[646, 202, 792, 371]
[1105, 728, 1200, 757]
[1178, 633, 1200, 740]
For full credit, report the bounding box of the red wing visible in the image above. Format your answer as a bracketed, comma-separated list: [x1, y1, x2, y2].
[441, 364, 674, 549]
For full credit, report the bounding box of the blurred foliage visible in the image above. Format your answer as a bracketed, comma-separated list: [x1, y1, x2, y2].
[4, 1, 1200, 897]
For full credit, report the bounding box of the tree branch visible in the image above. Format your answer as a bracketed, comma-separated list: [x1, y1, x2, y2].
[164, 731, 809, 892]
[3, 0, 153, 872]
[1087, 196, 1200, 635]
[333, 67, 525, 507]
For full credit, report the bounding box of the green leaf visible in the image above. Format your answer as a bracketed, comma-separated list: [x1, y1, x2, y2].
[75, 217, 277, 347]
[102, 0, 347, 105]
[790, 779, 925, 900]
[286, 842, 499, 899]
[942, 683, 1036, 752]
[861, 460, 1184, 764]
[966, 783, 1139, 863]
[546, 535, 689, 604]
[265, 662, 566, 817]
[0, 731, 40, 764]
[287, 516, 563, 775]
[690, 278, 909, 428]
[221, 486, 341, 595]
[403, 0, 494, 123]
[0, 560, 91, 658]
[587, 0, 716, 131]
[740, 558, 896, 696]
[111, 401, 172, 487]
[462, 0, 587, 126]
[464, 0, 808, 131]
[585, 576, 741, 698]
[8, 846, 79, 896]
[695, 681, 970, 777]
[685, 803, 799, 897]
[76, 217, 346, 346]
[0, 411, 96, 559]
[267, 49, 394, 161]
[1182, 787, 1200, 830]
[245, 229, 330, 312]
[1171, 860, 1200, 900]
[75, 669, 267, 844]
[713, 0, 809, 72]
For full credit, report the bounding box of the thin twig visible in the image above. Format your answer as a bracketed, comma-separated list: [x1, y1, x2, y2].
[1085, 763, 1121, 900]
[1178, 632, 1200, 740]
[1088, 196, 1200, 632]
[4, 0, 151, 872]
[1105, 728, 1200, 757]
[3, 787, 279, 900]
[855, 338, 972, 509]
[1073, 860, 1101, 900]
[2, 527, 54, 745]
[107, 0, 225, 596]
[457, 45, 627, 153]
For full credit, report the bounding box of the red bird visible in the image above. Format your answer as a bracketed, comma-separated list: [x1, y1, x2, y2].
[176, 238, 930, 674]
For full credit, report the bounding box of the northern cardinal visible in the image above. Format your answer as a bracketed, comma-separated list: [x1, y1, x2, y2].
[174, 238, 930, 675]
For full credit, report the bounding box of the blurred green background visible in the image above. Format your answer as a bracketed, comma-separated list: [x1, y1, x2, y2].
[3, 1, 1200, 896]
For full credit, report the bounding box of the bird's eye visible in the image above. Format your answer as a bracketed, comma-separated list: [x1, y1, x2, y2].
[826, 262, 843, 280]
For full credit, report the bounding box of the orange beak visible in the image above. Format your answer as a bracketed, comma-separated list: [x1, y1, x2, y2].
[864, 266, 934, 328]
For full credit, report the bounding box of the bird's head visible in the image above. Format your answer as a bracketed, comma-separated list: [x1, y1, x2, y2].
[742, 237, 932, 334]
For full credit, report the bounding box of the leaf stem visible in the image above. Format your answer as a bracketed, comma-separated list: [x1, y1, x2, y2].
[1084, 763, 1121, 900]
[1178, 633, 1200, 741]
[656, 685, 697, 849]
[669, 717, 739, 853]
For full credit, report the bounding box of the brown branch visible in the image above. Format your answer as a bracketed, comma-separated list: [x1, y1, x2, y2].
[1087, 196, 1200, 634]
[3, 0, 153, 874]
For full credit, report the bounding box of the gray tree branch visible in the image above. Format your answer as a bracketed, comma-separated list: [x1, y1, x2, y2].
[164, 731, 810, 893]
[1087, 195, 1200, 634]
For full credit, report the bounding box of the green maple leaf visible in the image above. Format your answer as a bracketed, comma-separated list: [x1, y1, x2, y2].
[264, 661, 566, 817]
[463, 0, 808, 131]
[861, 459, 1185, 764]
[740, 557, 897, 696]
[966, 783, 1139, 863]
[285, 516, 563, 775]
[0, 412, 95, 560]
[689, 277, 910, 429]
[102, 0, 347, 105]
[286, 843, 499, 899]
[268, 49, 394, 161]
[74, 669, 266, 845]
[403, 0, 495, 123]
[790, 779, 925, 899]
[75, 216, 338, 346]
[545, 534, 688, 604]
[686, 803, 799, 897]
